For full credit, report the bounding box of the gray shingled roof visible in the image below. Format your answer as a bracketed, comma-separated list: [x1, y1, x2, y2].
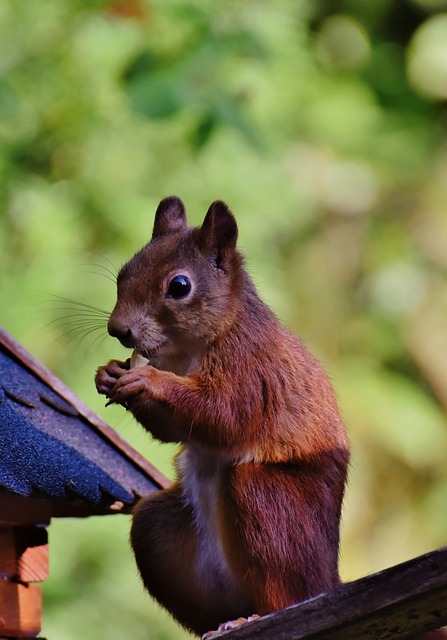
[0, 329, 168, 515]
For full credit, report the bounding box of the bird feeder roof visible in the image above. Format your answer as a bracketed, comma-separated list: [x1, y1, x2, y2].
[0, 328, 169, 522]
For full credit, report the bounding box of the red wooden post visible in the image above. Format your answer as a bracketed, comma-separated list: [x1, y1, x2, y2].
[0, 526, 48, 638]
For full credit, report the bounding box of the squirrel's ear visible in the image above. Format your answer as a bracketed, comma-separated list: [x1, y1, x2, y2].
[152, 196, 187, 239]
[199, 201, 238, 259]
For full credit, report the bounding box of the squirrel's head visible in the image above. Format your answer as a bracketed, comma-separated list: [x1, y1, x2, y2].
[108, 196, 243, 362]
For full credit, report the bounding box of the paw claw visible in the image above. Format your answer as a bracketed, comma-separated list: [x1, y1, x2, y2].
[202, 614, 261, 639]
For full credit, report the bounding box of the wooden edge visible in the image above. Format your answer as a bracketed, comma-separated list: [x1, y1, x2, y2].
[0, 492, 134, 523]
[218, 546, 447, 640]
[0, 581, 42, 637]
[0, 494, 51, 527]
[0, 328, 171, 491]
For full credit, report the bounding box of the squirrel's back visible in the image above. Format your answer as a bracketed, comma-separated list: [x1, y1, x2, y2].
[189, 269, 348, 463]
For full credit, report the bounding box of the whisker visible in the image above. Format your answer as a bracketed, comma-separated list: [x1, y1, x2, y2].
[39, 292, 110, 348]
[77, 325, 112, 351]
[49, 315, 106, 327]
[77, 269, 117, 285]
[43, 293, 111, 316]
[95, 253, 120, 278]
[88, 329, 110, 351]
[49, 321, 107, 334]
[78, 261, 118, 280]
[52, 325, 111, 356]
[46, 313, 109, 326]
[52, 324, 104, 343]
[41, 305, 109, 317]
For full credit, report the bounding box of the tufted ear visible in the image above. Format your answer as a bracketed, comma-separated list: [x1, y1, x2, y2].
[199, 201, 238, 263]
[151, 196, 187, 239]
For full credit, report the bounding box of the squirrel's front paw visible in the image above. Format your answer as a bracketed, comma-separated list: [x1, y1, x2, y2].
[107, 366, 156, 407]
[95, 359, 129, 397]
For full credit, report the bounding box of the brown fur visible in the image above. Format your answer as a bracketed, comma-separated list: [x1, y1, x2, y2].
[95, 196, 350, 636]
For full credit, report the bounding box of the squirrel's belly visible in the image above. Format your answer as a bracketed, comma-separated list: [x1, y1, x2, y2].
[177, 445, 237, 594]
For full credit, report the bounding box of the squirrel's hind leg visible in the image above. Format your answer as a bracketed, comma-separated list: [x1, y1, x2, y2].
[131, 485, 249, 636]
[220, 460, 345, 614]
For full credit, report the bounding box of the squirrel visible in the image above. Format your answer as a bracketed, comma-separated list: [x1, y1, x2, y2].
[95, 196, 350, 637]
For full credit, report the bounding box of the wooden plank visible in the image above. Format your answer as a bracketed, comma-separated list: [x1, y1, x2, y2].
[15, 528, 48, 584]
[0, 492, 131, 521]
[0, 530, 16, 579]
[0, 527, 48, 584]
[0, 581, 41, 637]
[218, 547, 447, 640]
[0, 328, 170, 491]
[0, 495, 51, 527]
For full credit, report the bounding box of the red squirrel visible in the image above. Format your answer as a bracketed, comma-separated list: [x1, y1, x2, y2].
[95, 196, 350, 637]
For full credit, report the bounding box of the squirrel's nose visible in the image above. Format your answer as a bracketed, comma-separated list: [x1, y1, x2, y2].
[107, 319, 136, 348]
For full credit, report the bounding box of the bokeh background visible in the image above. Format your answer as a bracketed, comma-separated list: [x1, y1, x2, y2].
[1, 0, 447, 638]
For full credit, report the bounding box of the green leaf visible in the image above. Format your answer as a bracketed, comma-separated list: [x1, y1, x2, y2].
[125, 71, 183, 119]
[189, 112, 217, 150]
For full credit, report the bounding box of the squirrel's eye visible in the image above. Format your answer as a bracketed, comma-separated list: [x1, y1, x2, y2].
[167, 275, 192, 299]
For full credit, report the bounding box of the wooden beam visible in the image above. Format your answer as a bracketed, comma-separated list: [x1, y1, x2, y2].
[0, 495, 51, 527]
[0, 530, 16, 580]
[218, 547, 447, 640]
[0, 527, 48, 585]
[0, 490, 134, 521]
[0, 581, 41, 637]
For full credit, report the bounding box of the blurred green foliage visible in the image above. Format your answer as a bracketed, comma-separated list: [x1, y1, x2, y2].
[1, 0, 447, 638]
